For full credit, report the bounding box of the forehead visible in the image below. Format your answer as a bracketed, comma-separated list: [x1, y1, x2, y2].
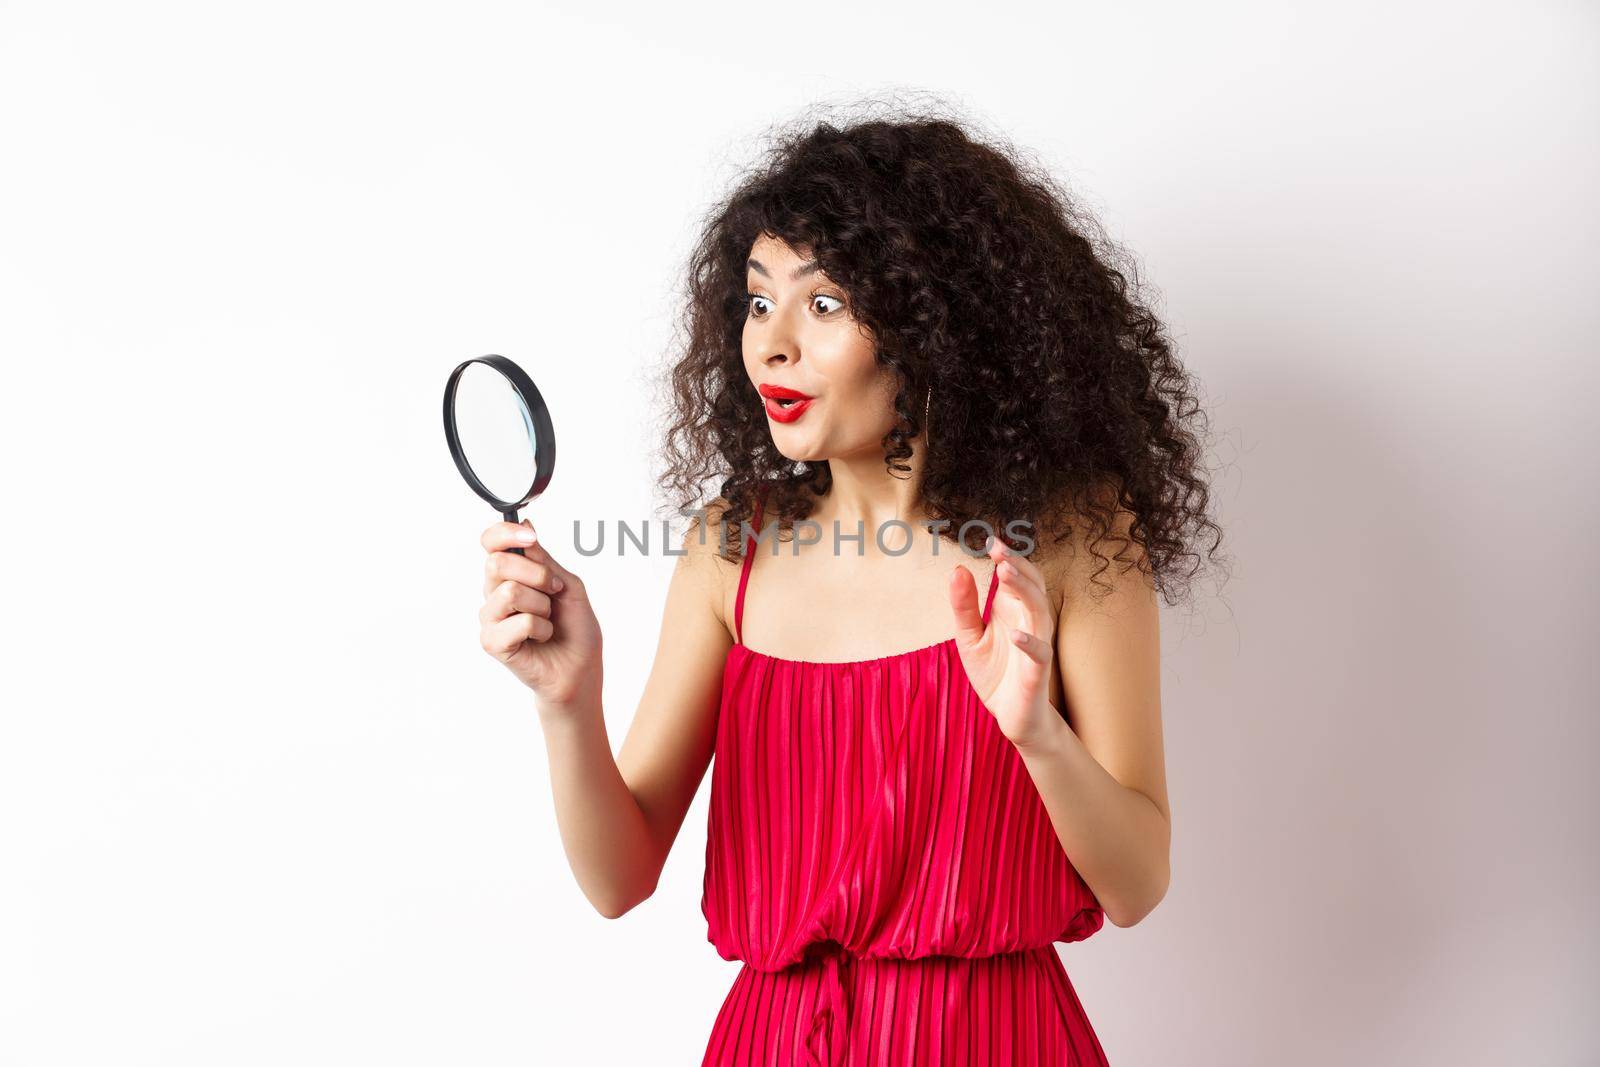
[746, 235, 829, 285]
[747, 233, 818, 265]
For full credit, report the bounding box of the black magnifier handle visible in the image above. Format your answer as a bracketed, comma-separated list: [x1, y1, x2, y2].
[502, 505, 526, 557]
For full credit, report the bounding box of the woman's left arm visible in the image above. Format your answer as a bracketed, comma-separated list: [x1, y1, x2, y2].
[958, 518, 1171, 929]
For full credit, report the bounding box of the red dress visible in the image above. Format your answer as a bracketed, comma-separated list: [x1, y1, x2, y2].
[700, 495, 1110, 1066]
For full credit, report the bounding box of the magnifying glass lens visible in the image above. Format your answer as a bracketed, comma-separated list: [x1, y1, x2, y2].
[454, 362, 539, 506]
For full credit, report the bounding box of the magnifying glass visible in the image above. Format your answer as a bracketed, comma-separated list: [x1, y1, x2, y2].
[442, 354, 556, 557]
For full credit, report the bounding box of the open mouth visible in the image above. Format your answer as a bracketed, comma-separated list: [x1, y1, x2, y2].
[760, 389, 814, 422]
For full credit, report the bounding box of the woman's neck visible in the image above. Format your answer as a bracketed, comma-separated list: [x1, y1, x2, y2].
[814, 438, 931, 551]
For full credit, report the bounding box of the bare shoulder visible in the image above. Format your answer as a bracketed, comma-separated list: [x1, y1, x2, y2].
[674, 495, 742, 633]
[1024, 488, 1154, 617]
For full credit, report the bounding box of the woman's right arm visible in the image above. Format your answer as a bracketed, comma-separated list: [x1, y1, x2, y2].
[478, 503, 735, 919]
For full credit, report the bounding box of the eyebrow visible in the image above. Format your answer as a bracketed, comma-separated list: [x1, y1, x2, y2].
[747, 257, 820, 281]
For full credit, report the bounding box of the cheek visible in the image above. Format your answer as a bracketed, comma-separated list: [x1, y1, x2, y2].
[822, 325, 882, 388]
[824, 348, 899, 430]
[865, 374, 905, 432]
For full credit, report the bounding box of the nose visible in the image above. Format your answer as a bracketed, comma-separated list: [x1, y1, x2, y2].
[748, 302, 800, 368]
[753, 336, 796, 369]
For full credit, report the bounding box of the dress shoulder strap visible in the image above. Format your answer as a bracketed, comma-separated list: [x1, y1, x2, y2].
[980, 561, 1000, 624]
[732, 491, 765, 646]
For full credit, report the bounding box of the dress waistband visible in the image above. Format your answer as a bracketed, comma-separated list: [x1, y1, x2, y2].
[793, 944, 1060, 1067]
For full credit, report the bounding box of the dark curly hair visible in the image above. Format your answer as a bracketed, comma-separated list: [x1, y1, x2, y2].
[654, 96, 1227, 606]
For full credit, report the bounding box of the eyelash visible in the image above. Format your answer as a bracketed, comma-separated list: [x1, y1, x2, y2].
[746, 293, 845, 319]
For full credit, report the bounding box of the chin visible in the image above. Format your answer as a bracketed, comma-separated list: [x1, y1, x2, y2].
[769, 429, 823, 462]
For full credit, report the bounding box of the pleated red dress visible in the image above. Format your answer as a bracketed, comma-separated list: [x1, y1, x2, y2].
[700, 495, 1110, 1066]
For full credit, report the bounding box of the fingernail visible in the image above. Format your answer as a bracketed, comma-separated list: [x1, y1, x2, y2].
[551, 576, 565, 592]
[516, 527, 537, 544]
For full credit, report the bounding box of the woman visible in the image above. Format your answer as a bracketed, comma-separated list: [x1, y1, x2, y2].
[477, 109, 1224, 1065]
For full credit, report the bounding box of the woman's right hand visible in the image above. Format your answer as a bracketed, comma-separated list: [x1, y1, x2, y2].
[479, 518, 602, 716]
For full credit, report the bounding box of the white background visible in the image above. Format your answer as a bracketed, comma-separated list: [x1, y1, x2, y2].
[2, 2, 1596, 1064]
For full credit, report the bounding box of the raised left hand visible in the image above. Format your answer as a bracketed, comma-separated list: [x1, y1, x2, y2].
[948, 534, 1060, 752]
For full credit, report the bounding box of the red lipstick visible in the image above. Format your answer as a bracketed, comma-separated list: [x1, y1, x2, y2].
[758, 383, 815, 424]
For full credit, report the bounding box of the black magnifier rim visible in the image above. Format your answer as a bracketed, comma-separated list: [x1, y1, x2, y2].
[442, 354, 556, 512]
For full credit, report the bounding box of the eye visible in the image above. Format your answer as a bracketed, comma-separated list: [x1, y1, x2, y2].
[746, 293, 772, 318]
[812, 294, 845, 316]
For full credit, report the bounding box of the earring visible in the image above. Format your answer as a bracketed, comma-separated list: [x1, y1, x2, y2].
[923, 384, 932, 448]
